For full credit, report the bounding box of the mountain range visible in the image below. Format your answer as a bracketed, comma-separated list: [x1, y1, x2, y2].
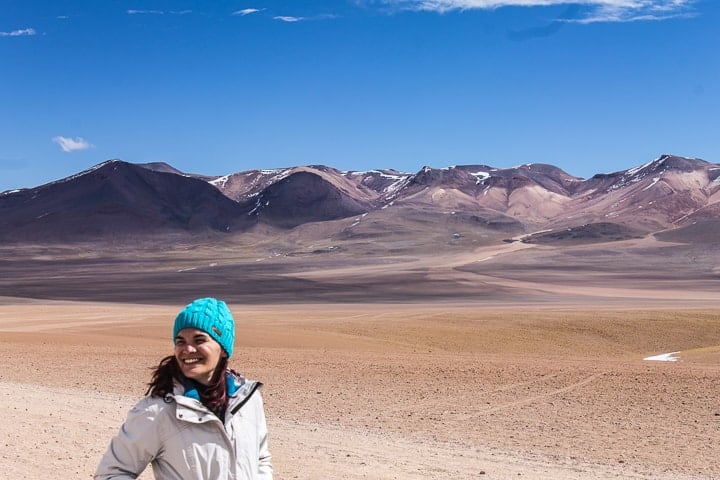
[1, 154, 719, 245]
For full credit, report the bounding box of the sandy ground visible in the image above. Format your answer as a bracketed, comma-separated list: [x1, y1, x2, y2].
[1, 299, 719, 479]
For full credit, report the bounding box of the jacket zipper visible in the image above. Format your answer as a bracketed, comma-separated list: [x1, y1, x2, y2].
[230, 381, 263, 415]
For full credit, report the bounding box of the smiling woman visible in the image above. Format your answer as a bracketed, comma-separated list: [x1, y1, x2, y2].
[95, 297, 273, 480]
[174, 329, 226, 385]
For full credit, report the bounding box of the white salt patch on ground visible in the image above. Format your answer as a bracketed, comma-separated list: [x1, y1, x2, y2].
[644, 351, 680, 362]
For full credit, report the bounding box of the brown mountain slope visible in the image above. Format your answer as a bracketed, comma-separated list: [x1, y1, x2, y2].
[1, 154, 718, 245]
[0, 160, 249, 241]
[240, 170, 372, 229]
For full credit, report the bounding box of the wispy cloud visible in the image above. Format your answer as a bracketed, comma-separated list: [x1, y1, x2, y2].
[569, 1, 697, 23]
[233, 8, 264, 16]
[126, 9, 164, 15]
[0, 28, 36, 37]
[52, 136, 94, 153]
[126, 9, 192, 15]
[378, 1, 697, 23]
[233, 9, 335, 21]
[508, 4, 580, 40]
[274, 16, 305, 22]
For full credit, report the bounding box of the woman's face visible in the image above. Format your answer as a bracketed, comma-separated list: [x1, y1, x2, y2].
[174, 328, 226, 385]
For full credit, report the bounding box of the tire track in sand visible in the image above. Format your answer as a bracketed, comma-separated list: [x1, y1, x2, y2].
[479, 372, 606, 414]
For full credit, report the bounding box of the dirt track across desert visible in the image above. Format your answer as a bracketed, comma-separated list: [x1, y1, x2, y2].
[1, 299, 718, 479]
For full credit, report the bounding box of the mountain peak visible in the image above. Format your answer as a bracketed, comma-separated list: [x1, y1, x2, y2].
[1, 155, 718, 243]
[626, 154, 709, 178]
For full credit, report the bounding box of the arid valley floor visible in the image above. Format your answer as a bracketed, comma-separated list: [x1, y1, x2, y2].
[2, 302, 719, 479]
[1, 236, 719, 479]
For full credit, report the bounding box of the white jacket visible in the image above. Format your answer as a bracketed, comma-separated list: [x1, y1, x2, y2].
[95, 373, 272, 479]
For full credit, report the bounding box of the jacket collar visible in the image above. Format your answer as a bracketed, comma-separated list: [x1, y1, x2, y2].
[181, 371, 241, 401]
[170, 371, 260, 412]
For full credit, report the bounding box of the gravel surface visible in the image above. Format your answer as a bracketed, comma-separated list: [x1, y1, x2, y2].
[1, 301, 718, 479]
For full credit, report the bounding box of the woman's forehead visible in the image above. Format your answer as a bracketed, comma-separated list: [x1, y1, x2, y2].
[175, 328, 211, 339]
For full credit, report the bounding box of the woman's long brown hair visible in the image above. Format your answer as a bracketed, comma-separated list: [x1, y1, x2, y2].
[146, 355, 230, 419]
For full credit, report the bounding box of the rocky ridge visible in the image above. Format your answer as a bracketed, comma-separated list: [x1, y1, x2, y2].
[1, 154, 718, 244]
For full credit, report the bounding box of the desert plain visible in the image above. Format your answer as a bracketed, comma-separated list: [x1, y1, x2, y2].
[1, 236, 719, 479]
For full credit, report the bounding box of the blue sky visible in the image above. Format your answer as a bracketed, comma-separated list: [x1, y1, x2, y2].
[1, 1, 717, 191]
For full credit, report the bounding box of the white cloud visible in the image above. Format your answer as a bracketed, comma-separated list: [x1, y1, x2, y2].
[233, 8, 263, 16]
[379, 0, 696, 23]
[126, 9, 192, 15]
[569, 1, 696, 23]
[126, 9, 164, 15]
[52, 136, 94, 153]
[274, 16, 304, 22]
[0, 28, 36, 37]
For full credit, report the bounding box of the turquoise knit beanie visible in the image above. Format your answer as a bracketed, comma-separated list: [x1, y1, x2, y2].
[173, 297, 235, 358]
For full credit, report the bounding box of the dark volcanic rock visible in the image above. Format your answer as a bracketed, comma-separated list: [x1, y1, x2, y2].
[521, 222, 646, 245]
[245, 171, 370, 228]
[0, 160, 246, 241]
